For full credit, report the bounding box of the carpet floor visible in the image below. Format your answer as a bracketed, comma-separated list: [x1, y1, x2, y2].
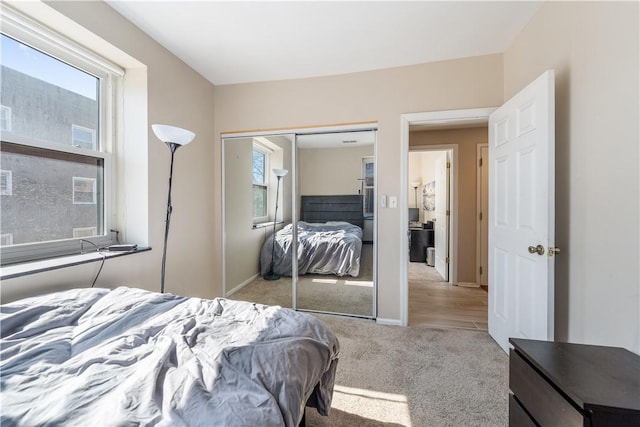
[306, 314, 509, 427]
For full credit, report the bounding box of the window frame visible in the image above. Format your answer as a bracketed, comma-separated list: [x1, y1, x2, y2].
[252, 144, 270, 223]
[0, 7, 122, 265]
[0, 105, 12, 132]
[0, 170, 12, 196]
[0, 234, 13, 247]
[71, 124, 97, 150]
[72, 226, 97, 238]
[72, 177, 97, 205]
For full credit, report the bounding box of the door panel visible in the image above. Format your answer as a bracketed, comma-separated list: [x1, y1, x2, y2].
[488, 70, 555, 353]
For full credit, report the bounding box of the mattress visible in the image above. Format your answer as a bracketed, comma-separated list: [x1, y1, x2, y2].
[0, 286, 340, 427]
[260, 221, 363, 277]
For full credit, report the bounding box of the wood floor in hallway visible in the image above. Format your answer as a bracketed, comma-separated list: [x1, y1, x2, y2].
[409, 262, 488, 331]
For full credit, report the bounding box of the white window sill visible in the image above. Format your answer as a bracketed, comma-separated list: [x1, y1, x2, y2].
[252, 221, 284, 230]
[0, 247, 150, 280]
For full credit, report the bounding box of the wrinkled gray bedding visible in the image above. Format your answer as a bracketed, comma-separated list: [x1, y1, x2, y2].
[260, 221, 363, 277]
[0, 287, 339, 427]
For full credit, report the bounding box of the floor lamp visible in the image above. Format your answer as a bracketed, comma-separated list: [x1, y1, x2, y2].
[152, 124, 196, 293]
[411, 181, 421, 208]
[264, 168, 288, 281]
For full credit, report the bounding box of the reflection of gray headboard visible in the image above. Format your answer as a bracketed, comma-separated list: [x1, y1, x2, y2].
[300, 195, 364, 229]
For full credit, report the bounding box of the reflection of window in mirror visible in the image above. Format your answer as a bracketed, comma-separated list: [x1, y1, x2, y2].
[362, 157, 374, 217]
[252, 144, 269, 221]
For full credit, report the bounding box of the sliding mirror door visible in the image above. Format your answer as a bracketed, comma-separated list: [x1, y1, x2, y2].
[295, 130, 376, 317]
[223, 134, 294, 307]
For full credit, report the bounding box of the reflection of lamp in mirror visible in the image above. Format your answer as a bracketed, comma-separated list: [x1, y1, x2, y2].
[411, 181, 421, 208]
[264, 168, 288, 281]
[152, 124, 196, 294]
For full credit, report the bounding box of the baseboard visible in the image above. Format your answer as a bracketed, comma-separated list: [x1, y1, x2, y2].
[376, 318, 403, 326]
[226, 273, 260, 297]
[457, 281, 481, 288]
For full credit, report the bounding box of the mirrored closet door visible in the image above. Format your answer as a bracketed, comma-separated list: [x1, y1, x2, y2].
[223, 128, 376, 319]
[223, 134, 295, 308]
[294, 130, 376, 317]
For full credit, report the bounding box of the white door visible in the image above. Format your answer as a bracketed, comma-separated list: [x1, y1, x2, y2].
[434, 154, 449, 280]
[488, 70, 555, 353]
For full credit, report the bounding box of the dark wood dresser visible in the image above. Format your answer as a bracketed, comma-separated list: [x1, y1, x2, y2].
[509, 338, 640, 426]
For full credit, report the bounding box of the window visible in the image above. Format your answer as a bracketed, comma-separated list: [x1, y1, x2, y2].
[0, 105, 11, 132]
[0, 170, 12, 196]
[363, 158, 374, 216]
[73, 227, 97, 238]
[73, 177, 97, 204]
[252, 147, 268, 220]
[0, 234, 13, 247]
[0, 8, 123, 265]
[72, 124, 97, 150]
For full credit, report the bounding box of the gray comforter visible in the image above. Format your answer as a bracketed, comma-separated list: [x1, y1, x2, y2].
[0, 287, 339, 427]
[260, 221, 363, 277]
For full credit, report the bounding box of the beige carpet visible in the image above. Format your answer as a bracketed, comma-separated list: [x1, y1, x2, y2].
[306, 314, 508, 426]
[231, 244, 374, 317]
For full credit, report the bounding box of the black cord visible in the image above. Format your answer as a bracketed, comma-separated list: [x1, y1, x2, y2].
[91, 253, 107, 288]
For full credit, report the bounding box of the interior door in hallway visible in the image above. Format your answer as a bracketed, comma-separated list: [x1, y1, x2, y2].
[488, 70, 556, 353]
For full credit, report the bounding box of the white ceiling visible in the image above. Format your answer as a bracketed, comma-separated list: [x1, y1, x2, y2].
[106, 1, 542, 86]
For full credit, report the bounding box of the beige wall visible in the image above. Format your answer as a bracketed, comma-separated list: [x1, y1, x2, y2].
[214, 55, 504, 321]
[504, 1, 639, 352]
[1, 1, 218, 302]
[297, 145, 373, 197]
[410, 127, 488, 283]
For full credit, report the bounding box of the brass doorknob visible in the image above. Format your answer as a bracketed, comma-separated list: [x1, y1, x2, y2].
[528, 245, 545, 255]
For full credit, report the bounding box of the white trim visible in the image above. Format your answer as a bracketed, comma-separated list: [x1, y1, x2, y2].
[376, 318, 403, 326]
[225, 273, 260, 297]
[0, 5, 125, 77]
[400, 108, 496, 327]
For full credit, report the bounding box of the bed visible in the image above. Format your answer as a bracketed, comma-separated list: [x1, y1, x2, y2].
[0, 286, 340, 427]
[260, 195, 364, 278]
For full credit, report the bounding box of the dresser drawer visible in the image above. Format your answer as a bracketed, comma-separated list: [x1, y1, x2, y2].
[510, 349, 584, 427]
[509, 393, 537, 427]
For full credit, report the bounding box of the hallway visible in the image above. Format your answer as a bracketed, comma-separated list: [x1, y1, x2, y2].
[409, 262, 488, 331]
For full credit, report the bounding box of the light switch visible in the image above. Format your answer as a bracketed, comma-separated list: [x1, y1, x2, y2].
[389, 196, 397, 208]
[381, 194, 387, 208]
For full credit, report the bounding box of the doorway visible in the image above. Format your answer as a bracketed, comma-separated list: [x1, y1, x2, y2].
[400, 108, 495, 327]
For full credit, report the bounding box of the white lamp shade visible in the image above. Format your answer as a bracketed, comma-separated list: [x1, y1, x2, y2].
[411, 181, 421, 188]
[152, 124, 195, 146]
[273, 168, 288, 178]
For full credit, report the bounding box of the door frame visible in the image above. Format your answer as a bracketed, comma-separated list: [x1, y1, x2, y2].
[400, 108, 496, 326]
[408, 145, 455, 281]
[476, 143, 489, 286]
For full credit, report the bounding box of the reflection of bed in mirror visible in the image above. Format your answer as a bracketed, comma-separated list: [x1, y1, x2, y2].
[260, 195, 363, 277]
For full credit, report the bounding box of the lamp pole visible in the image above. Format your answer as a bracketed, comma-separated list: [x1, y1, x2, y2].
[161, 142, 179, 294]
[264, 168, 288, 281]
